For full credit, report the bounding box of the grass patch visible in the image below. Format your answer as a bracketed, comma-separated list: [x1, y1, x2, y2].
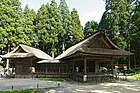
[34, 77, 65, 81]
[0, 89, 37, 93]
[130, 73, 140, 78]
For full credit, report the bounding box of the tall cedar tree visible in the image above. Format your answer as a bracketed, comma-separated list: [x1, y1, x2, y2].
[35, 4, 50, 53]
[0, 1, 7, 52]
[130, 0, 140, 67]
[0, 0, 28, 52]
[23, 5, 37, 46]
[99, 0, 133, 49]
[83, 20, 98, 38]
[48, 0, 63, 57]
[59, 0, 73, 52]
[71, 8, 84, 44]
[99, 0, 139, 68]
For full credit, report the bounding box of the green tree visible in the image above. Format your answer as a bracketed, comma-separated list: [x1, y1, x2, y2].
[48, 0, 63, 57]
[71, 8, 84, 44]
[0, 1, 7, 50]
[23, 5, 37, 46]
[59, 0, 73, 52]
[35, 4, 50, 53]
[99, 0, 133, 49]
[99, 0, 140, 69]
[0, 0, 28, 52]
[83, 20, 98, 38]
[129, 0, 140, 67]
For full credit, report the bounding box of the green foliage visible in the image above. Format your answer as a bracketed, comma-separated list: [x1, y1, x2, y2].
[133, 67, 140, 73]
[99, 67, 108, 72]
[99, 0, 133, 49]
[131, 73, 140, 78]
[35, 4, 50, 53]
[0, 0, 30, 52]
[129, 0, 140, 67]
[83, 20, 98, 38]
[0, 61, 4, 67]
[99, 0, 140, 68]
[23, 5, 37, 46]
[34, 0, 83, 57]
[48, 0, 62, 57]
[58, 0, 73, 52]
[71, 8, 84, 44]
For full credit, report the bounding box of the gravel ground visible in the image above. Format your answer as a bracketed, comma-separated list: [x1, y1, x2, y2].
[0, 78, 140, 93]
[0, 78, 65, 91]
[43, 81, 140, 93]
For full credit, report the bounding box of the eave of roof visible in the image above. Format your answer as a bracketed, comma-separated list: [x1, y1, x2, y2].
[3, 53, 34, 58]
[78, 48, 133, 56]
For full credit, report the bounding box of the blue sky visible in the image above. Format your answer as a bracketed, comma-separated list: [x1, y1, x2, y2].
[20, 0, 106, 26]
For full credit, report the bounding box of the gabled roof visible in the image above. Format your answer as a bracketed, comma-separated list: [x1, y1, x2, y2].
[3, 44, 53, 60]
[55, 30, 133, 60]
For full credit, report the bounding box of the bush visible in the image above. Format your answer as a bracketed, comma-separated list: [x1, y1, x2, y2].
[99, 67, 108, 72]
[125, 69, 135, 74]
[133, 67, 140, 73]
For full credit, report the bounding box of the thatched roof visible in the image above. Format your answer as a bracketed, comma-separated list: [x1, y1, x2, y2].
[3, 44, 53, 60]
[55, 30, 133, 60]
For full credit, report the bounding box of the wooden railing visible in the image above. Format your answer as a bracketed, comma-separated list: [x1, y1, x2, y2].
[32, 72, 114, 82]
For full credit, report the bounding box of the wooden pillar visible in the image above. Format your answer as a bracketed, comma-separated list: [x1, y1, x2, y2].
[83, 58, 87, 82]
[84, 58, 87, 75]
[59, 64, 61, 73]
[134, 54, 136, 68]
[73, 61, 75, 72]
[111, 59, 114, 74]
[128, 56, 131, 70]
[6, 59, 9, 69]
[30, 57, 33, 78]
[95, 61, 99, 73]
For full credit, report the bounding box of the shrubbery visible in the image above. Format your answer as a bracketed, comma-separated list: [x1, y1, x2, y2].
[99, 67, 108, 73]
[125, 67, 140, 75]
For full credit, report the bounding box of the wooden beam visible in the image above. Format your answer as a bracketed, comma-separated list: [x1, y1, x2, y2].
[84, 58, 87, 75]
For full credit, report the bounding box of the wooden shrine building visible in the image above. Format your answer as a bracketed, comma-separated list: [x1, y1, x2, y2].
[3, 30, 133, 82]
[55, 30, 133, 82]
[3, 44, 53, 78]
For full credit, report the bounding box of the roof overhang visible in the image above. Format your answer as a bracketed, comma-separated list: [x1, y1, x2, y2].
[3, 53, 34, 58]
[78, 48, 133, 56]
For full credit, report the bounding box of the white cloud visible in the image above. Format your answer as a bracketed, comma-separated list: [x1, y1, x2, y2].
[80, 11, 103, 26]
[20, 0, 105, 26]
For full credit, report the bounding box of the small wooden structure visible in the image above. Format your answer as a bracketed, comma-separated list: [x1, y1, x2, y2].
[3, 44, 53, 78]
